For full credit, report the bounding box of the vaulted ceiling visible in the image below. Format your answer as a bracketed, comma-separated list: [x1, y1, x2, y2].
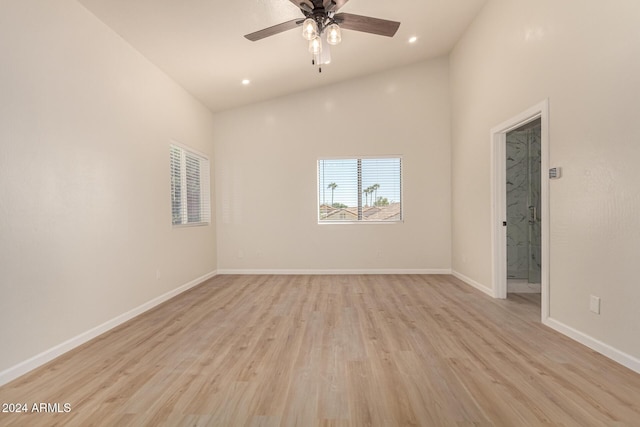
[78, 0, 487, 112]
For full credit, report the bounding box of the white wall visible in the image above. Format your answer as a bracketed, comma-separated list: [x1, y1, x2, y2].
[213, 59, 451, 273]
[450, 0, 640, 360]
[0, 0, 216, 377]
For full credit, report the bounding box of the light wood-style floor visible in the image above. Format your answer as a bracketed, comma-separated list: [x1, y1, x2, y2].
[1, 275, 639, 426]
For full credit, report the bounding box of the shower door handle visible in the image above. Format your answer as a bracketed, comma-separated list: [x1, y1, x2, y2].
[529, 205, 537, 224]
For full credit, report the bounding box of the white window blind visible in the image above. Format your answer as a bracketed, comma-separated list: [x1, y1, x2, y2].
[318, 157, 402, 222]
[170, 144, 211, 226]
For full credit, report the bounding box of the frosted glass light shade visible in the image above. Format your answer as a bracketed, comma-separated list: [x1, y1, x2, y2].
[302, 18, 318, 41]
[309, 35, 322, 55]
[326, 23, 342, 45]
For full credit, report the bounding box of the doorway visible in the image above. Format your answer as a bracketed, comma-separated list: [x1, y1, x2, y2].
[506, 119, 541, 293]
[491, 100, 549, 321]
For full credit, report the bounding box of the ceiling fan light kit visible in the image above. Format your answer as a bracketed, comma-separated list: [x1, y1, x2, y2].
[245, 0, 400, 73]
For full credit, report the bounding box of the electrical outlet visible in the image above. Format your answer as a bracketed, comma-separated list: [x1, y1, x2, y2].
[156, 270, 161, 280]
[589, 295, 601, 314]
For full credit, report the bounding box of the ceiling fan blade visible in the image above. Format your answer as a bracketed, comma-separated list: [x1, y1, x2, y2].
[324, 0, 349, 12]
[288, 0, 314, 13]
[335, 13, 400, 37]
[244, 18, 303, 41]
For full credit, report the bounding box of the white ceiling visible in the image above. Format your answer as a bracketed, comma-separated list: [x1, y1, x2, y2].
[78, 0, 487, 113]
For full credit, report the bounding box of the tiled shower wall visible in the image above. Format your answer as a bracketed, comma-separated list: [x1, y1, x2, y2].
[506, 120, 541, 283]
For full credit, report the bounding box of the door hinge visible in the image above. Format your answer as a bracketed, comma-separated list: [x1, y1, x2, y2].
[502, 221, 507, 226]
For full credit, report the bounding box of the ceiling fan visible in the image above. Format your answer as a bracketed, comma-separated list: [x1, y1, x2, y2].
[244, 0, 401, 72]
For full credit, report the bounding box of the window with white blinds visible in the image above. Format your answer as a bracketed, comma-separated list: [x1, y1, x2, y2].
[170, 144, 211, 226]
[318, 157, 402, 223]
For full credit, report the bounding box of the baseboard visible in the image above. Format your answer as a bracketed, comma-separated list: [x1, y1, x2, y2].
[451, 270, 494, 297]
[0, 270, 218, 387]
[543, 317, 640, 374]
[216, 268, 452, 275]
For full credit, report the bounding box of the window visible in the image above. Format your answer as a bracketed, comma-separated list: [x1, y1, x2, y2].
[170, 143, 211, 226]
[318, 157, 402, 222]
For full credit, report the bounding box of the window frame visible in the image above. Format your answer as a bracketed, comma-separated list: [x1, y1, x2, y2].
[170, 142, 211, 228]
[317, 155, 403, 225]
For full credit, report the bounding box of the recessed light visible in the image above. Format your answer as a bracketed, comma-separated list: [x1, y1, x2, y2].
[409, 36, 418, 44]
[242, 79, 251, 85]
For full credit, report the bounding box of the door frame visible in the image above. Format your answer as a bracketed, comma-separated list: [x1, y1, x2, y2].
[490, 99, 550, 321]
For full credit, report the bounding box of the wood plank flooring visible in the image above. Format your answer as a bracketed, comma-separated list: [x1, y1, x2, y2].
[1, 274, 639, 426]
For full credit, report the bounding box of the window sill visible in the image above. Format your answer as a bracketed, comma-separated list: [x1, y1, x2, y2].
[172, 222, 210, 228]
[317, 220, 403, 225]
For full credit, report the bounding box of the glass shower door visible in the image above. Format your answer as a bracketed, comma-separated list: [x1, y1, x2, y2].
[506, 118, 542, 286]
[527, 123, 542, 284]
